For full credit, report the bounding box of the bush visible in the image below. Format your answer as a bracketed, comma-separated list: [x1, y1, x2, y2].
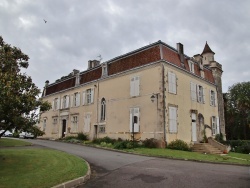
[215, 133, 224, 142]
[113, 140, 138, 149]
[228, 140, 250, 154]
[77, 132, 88, 141]
[64, 136, 77, 140]
[13, 132, 20, 138]
[167, 139, 190, 151]
[92, 136, 116, 145]
[142, 138, 158, 148]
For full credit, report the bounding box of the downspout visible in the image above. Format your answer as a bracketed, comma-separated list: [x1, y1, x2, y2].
[96, 80, 100, 138]
[160, 43, 167, 144]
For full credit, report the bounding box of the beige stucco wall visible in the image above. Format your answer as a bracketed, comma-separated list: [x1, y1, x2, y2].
[39, 61, 219, 144]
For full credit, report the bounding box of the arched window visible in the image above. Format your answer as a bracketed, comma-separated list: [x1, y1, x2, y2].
[101, 98, 106, 121]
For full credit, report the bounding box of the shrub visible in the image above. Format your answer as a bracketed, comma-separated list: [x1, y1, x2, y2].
[113, 140, 138, 149]
[142, 138, 158, 148]
[215, 133, 224, 142]
[64, 136, 77, 140]
[77, 132, 88, 141]
[167, 139, 190, 151]
[228, 140, 250, 154]
[92, 136, 116, 145]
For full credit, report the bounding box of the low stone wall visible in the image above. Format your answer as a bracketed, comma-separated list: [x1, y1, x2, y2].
[208, 137, 229, 153]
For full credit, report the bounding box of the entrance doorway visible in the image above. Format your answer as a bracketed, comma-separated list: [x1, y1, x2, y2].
[62, 119, 66, 138]
[191, 113, 197, 142]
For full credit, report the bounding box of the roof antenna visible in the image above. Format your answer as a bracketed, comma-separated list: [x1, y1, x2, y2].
[97, 54, 102, 62]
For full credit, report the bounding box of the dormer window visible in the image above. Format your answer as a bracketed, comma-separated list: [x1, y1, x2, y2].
[102, 63, 108, 77]
[188, 60, 195, 74]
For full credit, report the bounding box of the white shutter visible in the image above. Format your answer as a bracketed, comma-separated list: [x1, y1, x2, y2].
[82, 91, 86, 105]
[91, 88, 94, 103]
[129, 108, 133, 132]
[66, 95, 69, 108]
[52, 100, 55, 111]
[134, 108, 140, 132]
[130, 77, 135, 97]
[172, 73, 176, 94]
[61, 97, 64, 109]
[169, 107, 177, 133]
[84, 114, 90, 132]
[191, 82, 196, 101]
[76, 92, 80, 106]
[214, 92, 217, 107]
[203, 87, 205, 104]
[216, 117, 220, 134]
[57, 97, 60, 110]
[71, 95, 74, 107]
[135, 76, 140, 96]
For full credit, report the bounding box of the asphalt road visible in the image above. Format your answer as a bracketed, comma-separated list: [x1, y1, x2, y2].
[24, 139, 250, 188]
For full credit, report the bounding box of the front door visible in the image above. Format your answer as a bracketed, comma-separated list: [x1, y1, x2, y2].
[191, 113, 197, 142]
[62, 119, 66, 138]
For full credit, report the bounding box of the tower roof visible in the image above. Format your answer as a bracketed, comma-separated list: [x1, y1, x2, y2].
[201, 41, 215, 55]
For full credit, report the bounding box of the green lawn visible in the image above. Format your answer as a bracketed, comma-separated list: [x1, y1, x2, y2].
[123, 148, 250, 165]
[0, 139, 88, 188]
[0, 138, 32, 147]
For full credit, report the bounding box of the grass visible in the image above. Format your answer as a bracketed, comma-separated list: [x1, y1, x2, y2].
[123, 148, 250, 166]
[0, 139, 88, 188]
[0, 138, 33, 147]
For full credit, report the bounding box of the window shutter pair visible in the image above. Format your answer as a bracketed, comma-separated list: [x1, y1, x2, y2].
[168, 72, 177, 94]
[83, 114, 90, 132]
[129, 108, 140, 132]
[169, 106, 177, 133]
[130, 76, 140, 97]
[190, 82, 196, 101]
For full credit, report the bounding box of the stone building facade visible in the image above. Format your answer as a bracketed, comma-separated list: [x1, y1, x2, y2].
[39, 40, 225, 144]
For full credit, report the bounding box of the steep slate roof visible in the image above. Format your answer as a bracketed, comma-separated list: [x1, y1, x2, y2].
[44, 41, 215, 96]
[201, 42, 215, 55]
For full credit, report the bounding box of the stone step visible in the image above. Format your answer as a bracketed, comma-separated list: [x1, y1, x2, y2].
[192, 143, 223, 154]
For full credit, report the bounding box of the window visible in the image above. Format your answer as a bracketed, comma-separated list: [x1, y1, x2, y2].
[71, 116, 78, 133]
[83, 114, 91, 132]
[82, 88, 94, 105]
[62, 95, 69, 108]
[100, 98, 106, 121]
[52, 98, 60, 110]
[43, 119, 47, 131]
[99, 125, 106, 133]
[129, 108, 140, 132]
[53, 118, 57, 124]
[169, 106, 177, 133]
[190, 82, 197, 101]
[210, 90, 216, 106]
[197, 85, 205, 103]
[188, 60, 195, 74]
[71, 92, 80, 107]
[130, 76, 140, 97]
[168, 72, 176, 94]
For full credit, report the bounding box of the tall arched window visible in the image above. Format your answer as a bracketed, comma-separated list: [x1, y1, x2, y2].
[101, 98, 106, 121]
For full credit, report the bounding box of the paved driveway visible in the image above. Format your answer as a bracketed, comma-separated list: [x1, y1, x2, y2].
[24, 139, 250, 188]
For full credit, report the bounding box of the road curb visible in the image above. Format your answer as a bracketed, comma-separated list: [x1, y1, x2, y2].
[52, 158, 91, 188]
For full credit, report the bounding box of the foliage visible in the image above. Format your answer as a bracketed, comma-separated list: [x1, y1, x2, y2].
[100, 142, 113, 148]
[224, 82, 250, 140]
[167, 139, 191, 151]
[215, 133, 224, 143]
[0, 36, 51, 138]
[92, 136, 116, 144]
[113, 140, 137, 149]
[77, 132, 88, 141]
[202, 129, 208, 143]
[226, 140, 250, 154]
[142, 138, 158, 148]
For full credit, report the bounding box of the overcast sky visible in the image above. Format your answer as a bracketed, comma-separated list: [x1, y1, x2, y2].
[0, 0, 249, 93]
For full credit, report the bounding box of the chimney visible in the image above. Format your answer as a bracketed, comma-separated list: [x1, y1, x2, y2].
[72, 69, 80, 86]
[177, 43, 185, 68]
[43, 80, 49, 97]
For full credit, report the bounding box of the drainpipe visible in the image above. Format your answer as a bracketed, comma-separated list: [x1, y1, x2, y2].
[160, 42, 167, 145]
[96, 80, 100, 138]
[162, 63, 167, 144]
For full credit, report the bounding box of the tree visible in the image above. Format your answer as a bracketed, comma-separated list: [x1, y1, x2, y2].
[0, 36, 51, 138]
[224, 82, 250, 140]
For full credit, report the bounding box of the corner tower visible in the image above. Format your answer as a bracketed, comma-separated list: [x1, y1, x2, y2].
[202, 42, 225, 138]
